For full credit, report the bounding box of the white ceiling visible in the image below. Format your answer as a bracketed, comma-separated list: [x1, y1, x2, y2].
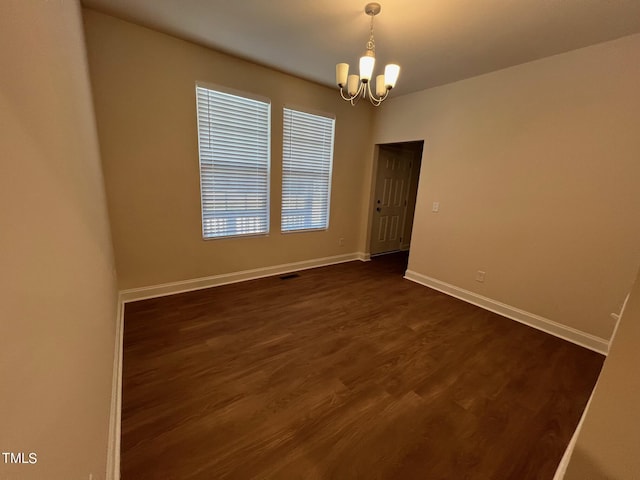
[81, 0, 640, 96]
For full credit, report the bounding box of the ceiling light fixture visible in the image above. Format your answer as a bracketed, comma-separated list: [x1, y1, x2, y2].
[336, 3, 400, 106]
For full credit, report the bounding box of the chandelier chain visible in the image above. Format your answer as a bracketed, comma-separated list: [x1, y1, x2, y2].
[366, 14, 375, 54]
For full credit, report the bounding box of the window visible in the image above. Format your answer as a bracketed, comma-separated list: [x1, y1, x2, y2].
[282, 108, 335, 232]
[195, 84, 270, 239]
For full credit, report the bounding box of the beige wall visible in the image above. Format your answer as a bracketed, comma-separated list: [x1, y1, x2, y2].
[0, 1, 118, 479]
[563, 266, 640, 479]
[83, 9, 374, 290]
[373, 34, 640, 341]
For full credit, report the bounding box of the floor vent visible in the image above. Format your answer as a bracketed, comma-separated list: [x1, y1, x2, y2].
[280, 273, 300, 280]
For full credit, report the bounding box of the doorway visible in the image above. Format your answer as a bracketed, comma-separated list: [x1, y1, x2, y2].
[369, 141, 423, 259]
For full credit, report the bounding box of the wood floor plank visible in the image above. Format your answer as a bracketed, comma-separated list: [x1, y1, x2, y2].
[121, 253, 603, 479]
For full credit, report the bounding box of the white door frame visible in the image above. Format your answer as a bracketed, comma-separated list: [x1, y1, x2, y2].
[365, 140, 424, 258]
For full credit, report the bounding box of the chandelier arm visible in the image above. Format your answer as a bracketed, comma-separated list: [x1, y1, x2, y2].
[365, 82, 383, 106]
[353, 81, 366, 105]
[339, 87, 353, 102]
[351, 91, 361, 106]
[374, 88, 390, 105]
[339, 82, 365, 104]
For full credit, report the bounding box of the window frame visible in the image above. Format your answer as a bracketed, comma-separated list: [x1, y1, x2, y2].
[195, 82, 271, 240]
[281, 105, 336, 234]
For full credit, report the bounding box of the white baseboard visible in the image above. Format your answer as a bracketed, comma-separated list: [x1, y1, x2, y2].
[121, 252, 369, 303]
[106, 295, 125, 480]
[404, 270, 609, 355]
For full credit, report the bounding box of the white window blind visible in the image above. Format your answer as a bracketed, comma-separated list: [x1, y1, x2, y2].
[282, 108, 335, 232]
[195, 84, 270, 239]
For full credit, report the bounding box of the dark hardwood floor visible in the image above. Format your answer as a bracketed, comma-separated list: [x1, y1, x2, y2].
[121, 253, 604, 479]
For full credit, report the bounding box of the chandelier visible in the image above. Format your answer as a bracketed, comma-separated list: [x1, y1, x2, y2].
[336, 3, 400, 106]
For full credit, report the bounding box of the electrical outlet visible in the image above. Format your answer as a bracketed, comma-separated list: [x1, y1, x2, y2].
[432, 201, 439, 213]
[476, 270, 486, 283]
[338, 237, 345, 246]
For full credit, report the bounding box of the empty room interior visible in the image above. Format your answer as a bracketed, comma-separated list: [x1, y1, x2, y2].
[2, 1, 640, 479]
